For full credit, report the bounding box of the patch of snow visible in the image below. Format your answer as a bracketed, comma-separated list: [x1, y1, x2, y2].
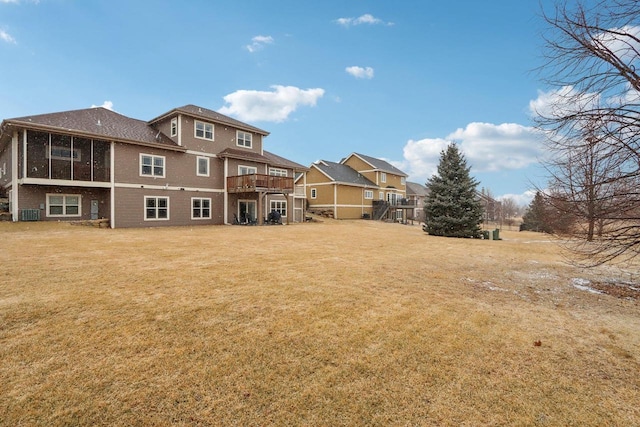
[571, 278, 603, 294]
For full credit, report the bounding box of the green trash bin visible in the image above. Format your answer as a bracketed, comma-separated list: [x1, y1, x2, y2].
[492, 229, 501, 240]
[482, 230, 490, 240]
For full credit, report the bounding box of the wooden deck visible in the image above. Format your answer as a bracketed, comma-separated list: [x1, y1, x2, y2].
[227, 174, 294, 194]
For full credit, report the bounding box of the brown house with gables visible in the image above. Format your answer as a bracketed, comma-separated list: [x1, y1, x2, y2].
[0, 105, 307, 228]
[305, 152, 411, 220]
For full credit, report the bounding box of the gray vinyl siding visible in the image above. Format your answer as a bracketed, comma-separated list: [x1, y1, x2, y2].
[175, 116, 264, 154]
[113, 187, 224, 228]
[17, 185, 110, 222]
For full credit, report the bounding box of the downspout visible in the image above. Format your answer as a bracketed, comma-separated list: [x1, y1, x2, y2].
[11, 131, 19, 221]
[224, 157, 229, 224]
[110, 141, 115, 228]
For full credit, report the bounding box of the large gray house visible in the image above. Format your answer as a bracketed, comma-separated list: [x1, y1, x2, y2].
[0, 105, 308, 228]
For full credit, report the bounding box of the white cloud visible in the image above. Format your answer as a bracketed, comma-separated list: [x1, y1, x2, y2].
[245, 35, 274, 53]
[594, 25, 640, 62]
[0, 29, 15, 43]
[399, 122, 543, 184]
[345, 66, 374, 79]
[529, 85, 600, 120]
[219, 85, 325, 122]
[498, 190, 537, 207]
[91, 101, 114, 111]
[448, 122, 543, 172]
[335, 14, 393, 28]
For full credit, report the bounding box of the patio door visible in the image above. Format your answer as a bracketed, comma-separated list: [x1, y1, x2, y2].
[238, 200, 257, 223]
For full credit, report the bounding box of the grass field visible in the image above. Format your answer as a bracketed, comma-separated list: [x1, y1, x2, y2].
[1, 219, 639, 426]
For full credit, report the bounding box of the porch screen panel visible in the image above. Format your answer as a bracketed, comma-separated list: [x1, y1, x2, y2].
[26, 131, 49, 178]
[50, 134, 72, 180]
[73, 137, 92, 181]
[92, 139, 110, 182]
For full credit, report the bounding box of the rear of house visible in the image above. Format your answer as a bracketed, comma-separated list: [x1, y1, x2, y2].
[0, 105, 307, 228]
[305, 153, 410, 221]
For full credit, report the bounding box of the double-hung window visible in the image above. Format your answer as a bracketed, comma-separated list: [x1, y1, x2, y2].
[364, 190, 373, 199]
[237, 131, 252, 148]
[380, 172, 387, 183]
[170, 118, 178, 137]
[270, 200, 287, 216]
[195, 121, 214, 140]
[145, 196, 169, 220]
[192, 198, 211, 219]
[197, 156, 210, 177]
[47, 194, 81, 217]
[140, 154, 165, 177]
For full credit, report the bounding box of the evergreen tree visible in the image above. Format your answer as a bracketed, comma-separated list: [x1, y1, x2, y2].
[520, 191, 564, 234]
[423, 144, 484, 238]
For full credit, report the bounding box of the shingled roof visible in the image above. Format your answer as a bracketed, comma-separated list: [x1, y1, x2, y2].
[149, 104, 269, 136]
[313, 160, 377, 187]
[406, 181, 429, 197]
[345, 152, 408, 177]
[263, 150, 308, 171]
[2, 107, 181, 150]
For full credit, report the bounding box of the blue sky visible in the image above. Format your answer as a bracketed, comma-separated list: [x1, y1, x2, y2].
[0, 0, 560, 204]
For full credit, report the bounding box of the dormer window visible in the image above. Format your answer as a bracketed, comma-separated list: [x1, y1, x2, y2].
[237, 131, 252, 148]
[170, 118, 178, 137]
[195, 121, 214, 141]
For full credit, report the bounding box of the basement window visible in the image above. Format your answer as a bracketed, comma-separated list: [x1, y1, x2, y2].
[47, 194, 81, 217]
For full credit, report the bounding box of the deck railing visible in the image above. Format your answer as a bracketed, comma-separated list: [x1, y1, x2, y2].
[227, 174, 294, 194]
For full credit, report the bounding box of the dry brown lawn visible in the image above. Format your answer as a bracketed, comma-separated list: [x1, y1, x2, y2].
[1, 219, 639, 426]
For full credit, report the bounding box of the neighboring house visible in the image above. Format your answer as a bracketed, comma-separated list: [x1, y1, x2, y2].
[406, 181, 428, 222]
[477, 190, 502, 223]
[305, 152, 410, 220]
[0, 105, 308, 228]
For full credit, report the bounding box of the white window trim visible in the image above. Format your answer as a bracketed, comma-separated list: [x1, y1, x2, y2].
[194, 120, 214, 141]
[144, 196, 170, 221]
[270, 200, 287, 217]
[196, 156, 210, 177]
[170, 117, 178, 137]
[46, 193, 82, 218]
[364, 190, 373, 199]
[191, 197, 212, 220]
[379, 191, 384, 200]
[238, 165, 257, 175]
[236, 130, 252, 148]
[269, 167, 287, 177]
[140, 153, 166, 178]
[380, 172, 387, 183]
[401, 176, 406, 185]
[310, 188, 317, 199]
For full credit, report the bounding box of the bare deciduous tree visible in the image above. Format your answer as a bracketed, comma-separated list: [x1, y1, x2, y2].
[500, 197, 519, 228]
[534, 0, 640, 266]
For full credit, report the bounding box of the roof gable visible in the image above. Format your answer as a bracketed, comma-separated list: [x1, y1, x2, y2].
[149, 104, 269, 136]
[343, 152, 407, 177]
